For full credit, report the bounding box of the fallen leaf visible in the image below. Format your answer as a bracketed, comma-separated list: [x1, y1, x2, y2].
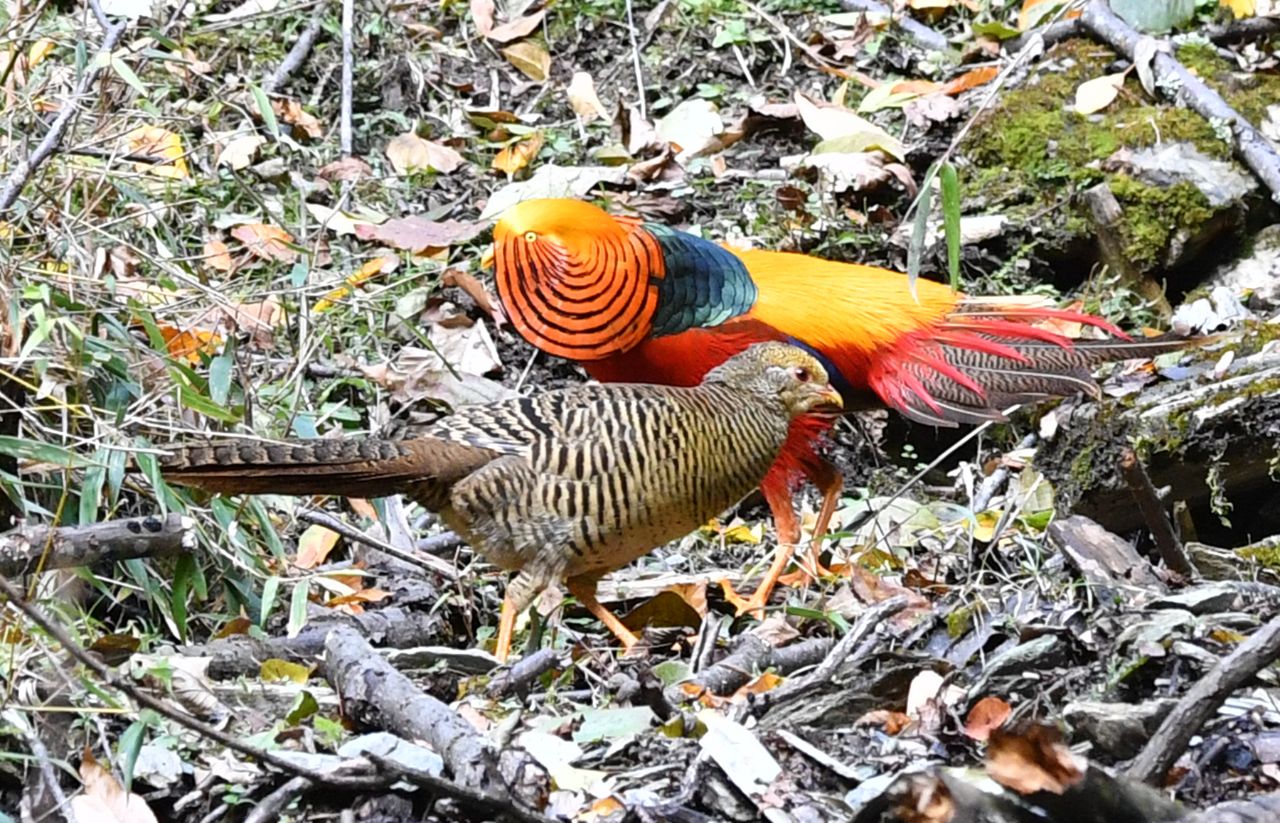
[124, 125, 189, 179]
[986, 724, 1086, 795]
[27, 38, 56, 69]
[230, 223, 298, 263]
[492, 131, 544, 174]
[470, 0, 495, 35]
[803, 150, 915, 195]
[318, 156, 373, 182]
[657, 99, 724, 160]
[386, 133, 466, 174]
[159, 325, 221, 363]
[794, 91, 905, 159]
[854, 709, 913, 734]
[485, 9, 545, 42]
[71, 749, 159, 823]
[480, 164, 627, 219]
[216, 133, 266, 170]
[273, 99, 324, 140]
[205, 0, 279, 22]
[201, 239, 234, 273]
[225, 297, 284, 348]
[1018, 0, 1066, 30]
[295, 523, 341, 569]
[314, 255, 400, 312]
[1074, 72, 1126, 115]
[942, 65, 999, 94]
[306, 203, 377, 236]
[354, 216, 483, 253]
[501, 41, 551, 82]
[260, 658, 314, 683]
[904, 93, 961, 126]
[326, 587, 392, 613]
[567, 71, 609, 122]
[964, 696, 1013, 741]
[443, 268, 503, 322]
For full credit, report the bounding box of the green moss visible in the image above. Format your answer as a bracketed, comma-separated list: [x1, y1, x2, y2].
[946, 603, 977, 639]
[1106, 176, 1215, 270]
[1174, 41, 1280, 127]
[1239, 542, 1280, 570]
[1069, 443, 1097, 486]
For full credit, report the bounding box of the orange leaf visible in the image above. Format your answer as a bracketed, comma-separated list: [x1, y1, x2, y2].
[326, 587, 392, 614]
[229, 223, 298, 263]
[314, 254, 400, 312]
[889, 79, 942, 96]
[443, 268, 503, 322]
[964, 696, 1012, 741]
[272, 99, 325, 140]
[855, 709, 913, 734]
[201, 239, 234, 273]
[492, 131, 544, 174]
[214, 616, 253, 638]
[986, 724, 1085, 795]
[941, 66, 999, 95]
[295, 523, 341, 569]
[159, 325, 221, 363]
[348, 498, 379, 520]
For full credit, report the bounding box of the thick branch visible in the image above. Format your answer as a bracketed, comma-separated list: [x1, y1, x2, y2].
[0, 514, 193, 576]
[838, 0, 950, 53]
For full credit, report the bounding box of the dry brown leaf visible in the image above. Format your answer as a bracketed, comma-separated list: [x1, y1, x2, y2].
[386, 132, 466, 174]
[986, 724, 1086, 795]
[326, 587, 391, 614]
[317, 156, 373, 182]
[794, 91, 905, 159]
[567, 71, 609, 122]
[216, 133, 265, 169]
[501, 40, 551, 82]
[470, 0, 495, 34]
[225, 297, 283, 349]
[942, 65, 999, 94]
[485, 8, 545, 42]
[964, 696, 1012, 741]
[355, 216, 483, 253]
[201, 239, 234, 273]
[443, 268, 504, 322]
[230, 223, 298, 263]
[1074, 72, 1126, 115]
[71, 748, 159, 823]
[656, 99, 724, 159]
[492, 131, 544, 174]
[854, 709, 913, 735]
[273, 99, 325, 139]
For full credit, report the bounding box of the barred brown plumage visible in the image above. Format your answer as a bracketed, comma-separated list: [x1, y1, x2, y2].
[159, 342, 843, 662]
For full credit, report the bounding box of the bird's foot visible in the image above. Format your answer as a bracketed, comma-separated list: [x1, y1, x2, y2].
[776, 561, 834, 589]
[719, 580, 771, 619]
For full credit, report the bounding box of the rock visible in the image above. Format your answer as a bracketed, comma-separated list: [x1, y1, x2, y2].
[1064, 699, 1177, 759]
[1202, 223, 1280, 312]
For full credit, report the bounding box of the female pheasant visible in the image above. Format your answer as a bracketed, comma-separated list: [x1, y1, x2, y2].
[160, 343, 841, 661]
[489, 197, 1196, 615]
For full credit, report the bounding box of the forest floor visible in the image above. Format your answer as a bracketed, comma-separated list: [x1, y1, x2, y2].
[2, 0, 1280, 821]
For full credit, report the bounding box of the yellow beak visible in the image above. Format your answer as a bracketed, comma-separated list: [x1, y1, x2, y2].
[480, 244, 496, 270]
[816, 385, 844, 412]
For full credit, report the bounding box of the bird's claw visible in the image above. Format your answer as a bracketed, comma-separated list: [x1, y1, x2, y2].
[719, 580, 770, 619]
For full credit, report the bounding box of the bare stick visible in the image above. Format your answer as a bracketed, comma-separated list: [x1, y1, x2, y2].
[1129, 613, 1280, 784]
[0, 575, 389, 789]
[339, 0, 354, 156]
[0, 1, 127, 211]
[838, 0, 950, 53]
[295, 509, 459, 580]
[0, 514, 193, 576]
[1119, 448, 1196, 578]
[624, 0, 647, 120]
[1084, 182, 1173, 317]
[1079, 0, 1280, 204]
[263, 0, 329, 96]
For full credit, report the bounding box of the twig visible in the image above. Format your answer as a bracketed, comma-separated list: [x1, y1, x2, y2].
[366, 753, 558, 823]
[1119, 448, 1196, 578]
[972, 433, 1037, 513]
[761, 595, 909, 709]
[624, 0, 647, 120]
[339, 0, 354, 156]
[296, 509, 460, 580]
[1128, 613, 1280, 784]
[263, 0, 329, 96]
[0, 514, 194, 576]
[1010, 14, 1280, 54]
[739, 0, 842, 70]
[0, 0, 128, 212]
[487, 648, 567, 699]
[417, 530, 465, 556]
[838, 0, 950, 54]
[0, 575, 389, 790]
[1079, 0, 1280, 204]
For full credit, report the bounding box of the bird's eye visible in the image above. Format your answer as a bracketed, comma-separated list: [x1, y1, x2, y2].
[524, 231, 538, 243]
[793, 366, 811, 383]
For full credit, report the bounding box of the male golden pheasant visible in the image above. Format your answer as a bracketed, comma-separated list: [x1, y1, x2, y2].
[488, 198, 1198, 614]
[160, 343, 841, 662]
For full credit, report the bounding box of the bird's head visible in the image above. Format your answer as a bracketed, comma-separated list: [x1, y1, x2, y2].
[487, 198, 625, 265]
[705, 343, 843, 419]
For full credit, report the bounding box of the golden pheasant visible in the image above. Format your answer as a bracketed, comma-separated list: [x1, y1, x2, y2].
[159, 342, 842, 661]
[487, 198, 1200, 615]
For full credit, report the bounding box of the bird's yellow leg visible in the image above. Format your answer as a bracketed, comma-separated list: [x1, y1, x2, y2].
[565, 577, 639, 652]
[495, 594, 519, 663]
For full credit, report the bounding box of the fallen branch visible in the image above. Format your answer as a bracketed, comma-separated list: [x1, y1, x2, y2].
[1119, 448, 1196, 578]
[296, 509, 459, 580]
[0, 0, 128, 211]
[263, 0, 329, 95]
[486, 648, 567, 699]
[1079, 0, 1280, 204]
[0, 514, 193, 576]
[1128, 612, 1280, 784]
[321, 624, 548, 807]
[838, 0, 950, 53]
[1083, 182, 1173, 318]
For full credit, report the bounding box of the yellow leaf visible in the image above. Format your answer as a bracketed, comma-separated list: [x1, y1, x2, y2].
[970, 510, 1001, 542]
[124, 125, 189, 179]
[260, 658, 315, 683]
[314, 254, 400, 312]
[1073, 72, 1125, 115]
[492, 131, 544, 174]
[295, 523, 341, 569]
[567, 71, 609, 122]
[27, 38, 56, 69]
[1220, 0, 1254, 16]
[720, 523, 762, 544]
[501, 41, 551, 82]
